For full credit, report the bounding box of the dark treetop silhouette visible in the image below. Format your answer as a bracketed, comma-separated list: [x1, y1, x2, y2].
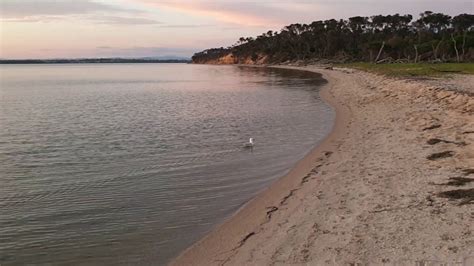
[192, 12, 474, 64]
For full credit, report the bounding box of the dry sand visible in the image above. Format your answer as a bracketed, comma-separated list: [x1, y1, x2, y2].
[171, 66, 474, 265]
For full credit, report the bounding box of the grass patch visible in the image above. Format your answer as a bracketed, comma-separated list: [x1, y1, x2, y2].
[340, 63, 474, 77]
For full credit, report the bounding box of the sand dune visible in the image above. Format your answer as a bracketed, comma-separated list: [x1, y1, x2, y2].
[171, 66, 474, 265]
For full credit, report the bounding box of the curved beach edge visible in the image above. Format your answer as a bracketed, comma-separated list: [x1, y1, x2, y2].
[171, 65, 474, 265]
[169, 66, 352, 265]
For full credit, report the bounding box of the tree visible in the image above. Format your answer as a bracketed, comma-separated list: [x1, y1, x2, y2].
[192, 12, 474, 64]
[452, 14, 474, 60]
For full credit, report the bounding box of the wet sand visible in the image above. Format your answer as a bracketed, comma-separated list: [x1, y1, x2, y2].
[171, 65, 474, 265]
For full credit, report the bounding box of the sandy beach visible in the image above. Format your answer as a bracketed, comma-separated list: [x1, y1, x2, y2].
[171, 65, 474, 265]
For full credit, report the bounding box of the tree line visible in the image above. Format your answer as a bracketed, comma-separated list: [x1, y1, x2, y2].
[192, 12, 474, 64]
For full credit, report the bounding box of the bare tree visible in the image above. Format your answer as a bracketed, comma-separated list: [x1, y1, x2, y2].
[375, 41, 385, 63]
[451, 34, 460, 62]
[414, 45, 419, 63]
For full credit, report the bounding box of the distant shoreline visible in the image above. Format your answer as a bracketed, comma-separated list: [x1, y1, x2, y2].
[0, 59, 191, 64]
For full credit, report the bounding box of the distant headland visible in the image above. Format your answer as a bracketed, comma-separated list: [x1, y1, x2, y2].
[0, 58, 191, 64]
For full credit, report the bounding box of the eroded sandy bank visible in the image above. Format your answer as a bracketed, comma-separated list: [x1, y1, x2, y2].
[171, 65, 474, 265]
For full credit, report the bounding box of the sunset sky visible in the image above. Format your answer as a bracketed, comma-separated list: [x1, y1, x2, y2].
[1, 0, 472, 59]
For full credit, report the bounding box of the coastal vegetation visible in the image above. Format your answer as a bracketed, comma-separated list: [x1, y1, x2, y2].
[192, 12, 474, 65]
[341, 63, 474, 76]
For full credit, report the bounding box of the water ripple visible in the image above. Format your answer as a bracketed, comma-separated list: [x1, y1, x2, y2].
[0, 64, 334, 265]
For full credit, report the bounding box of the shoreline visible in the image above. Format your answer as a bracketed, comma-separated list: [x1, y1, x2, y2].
[170, 66, 351, 265]
[171, 65, 474, 265]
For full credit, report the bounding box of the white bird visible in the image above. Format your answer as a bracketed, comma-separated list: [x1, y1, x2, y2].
[244, 138, 254, 148]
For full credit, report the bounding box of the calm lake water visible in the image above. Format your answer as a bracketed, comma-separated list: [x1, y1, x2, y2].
[0, 64, 334, 265]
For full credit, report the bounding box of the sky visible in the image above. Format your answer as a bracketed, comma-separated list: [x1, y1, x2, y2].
[0, 0, 473, 59]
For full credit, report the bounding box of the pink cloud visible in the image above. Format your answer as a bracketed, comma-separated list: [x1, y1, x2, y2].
[136, 0, 286, 27]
